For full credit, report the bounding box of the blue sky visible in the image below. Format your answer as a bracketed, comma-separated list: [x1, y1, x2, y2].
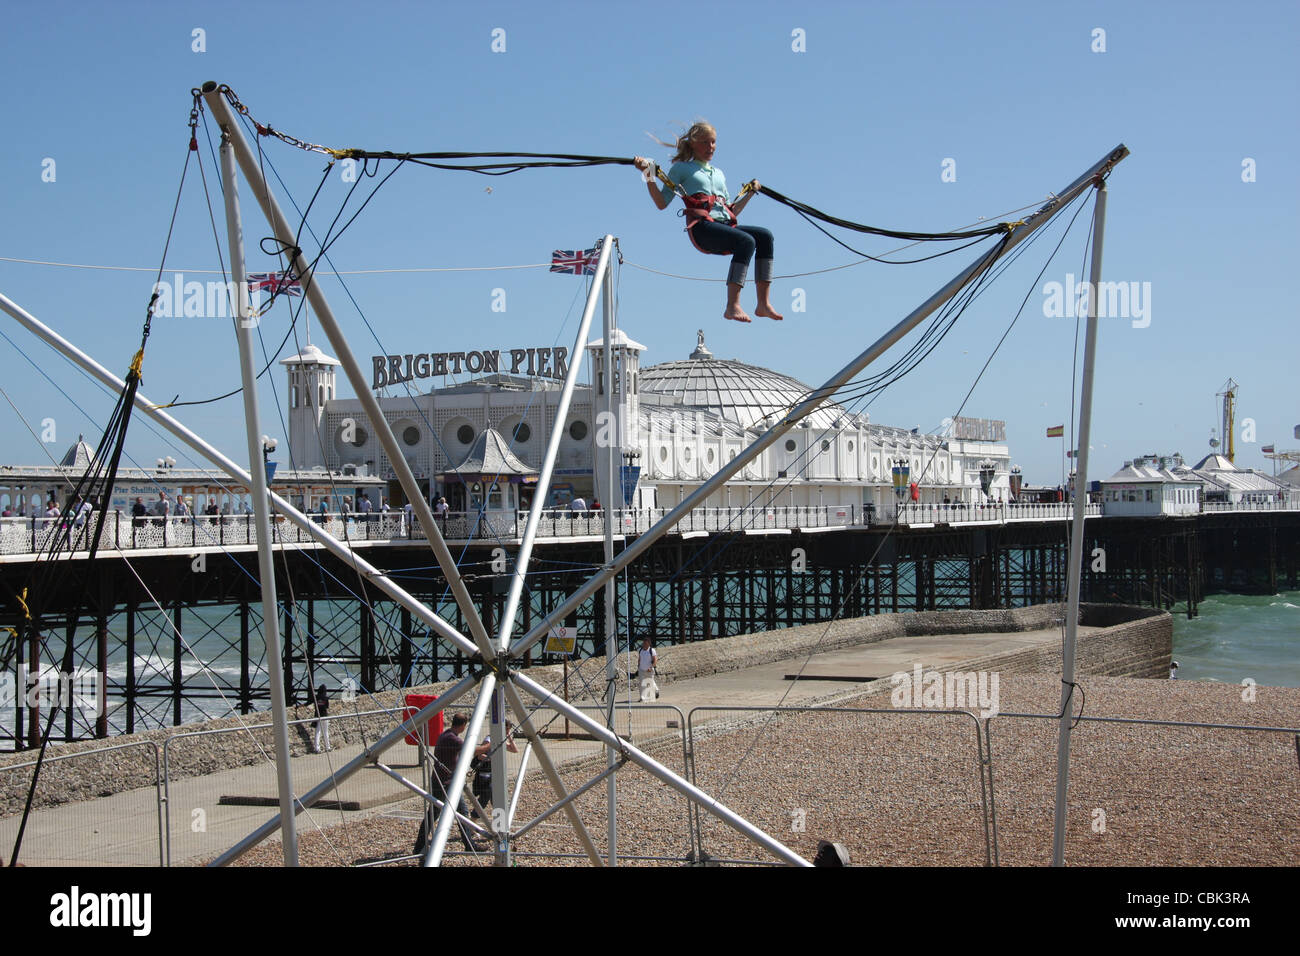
[1, 0, 1296, 487]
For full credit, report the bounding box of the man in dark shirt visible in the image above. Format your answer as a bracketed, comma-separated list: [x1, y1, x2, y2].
[414, 713, 486, 854]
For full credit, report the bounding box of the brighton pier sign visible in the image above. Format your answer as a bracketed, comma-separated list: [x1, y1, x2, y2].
[371, 347, 570, 390]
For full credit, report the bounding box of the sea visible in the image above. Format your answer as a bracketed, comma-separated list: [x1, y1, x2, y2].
[1171, 590, 1300, 688]
[7, 587, 1296, 745]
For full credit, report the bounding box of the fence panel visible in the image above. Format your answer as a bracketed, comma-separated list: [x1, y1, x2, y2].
[686, 706, 990, 866]
[492, 702, 692, 865]
[986, 713, 1300, 866]
[0, 741, 163, 865]
[161, 709, 406, 866]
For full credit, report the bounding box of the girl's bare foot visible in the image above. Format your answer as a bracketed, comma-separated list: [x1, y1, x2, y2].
[754, 303, 783, 321]
[724, 304, 752, 323]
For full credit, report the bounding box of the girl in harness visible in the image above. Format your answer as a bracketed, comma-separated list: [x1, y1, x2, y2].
[634, 122, 783, 324]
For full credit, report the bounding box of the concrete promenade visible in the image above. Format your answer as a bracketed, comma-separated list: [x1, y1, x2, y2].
[0, 621, 1101, 867]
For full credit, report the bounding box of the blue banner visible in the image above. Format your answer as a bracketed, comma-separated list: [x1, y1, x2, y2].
[620, 465, 640, 507]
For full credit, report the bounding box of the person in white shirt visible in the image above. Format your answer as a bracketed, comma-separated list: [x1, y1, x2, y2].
[637, 637, 659, 702]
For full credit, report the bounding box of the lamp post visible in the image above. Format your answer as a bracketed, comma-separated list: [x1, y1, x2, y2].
[1009, 465, 1022, 502]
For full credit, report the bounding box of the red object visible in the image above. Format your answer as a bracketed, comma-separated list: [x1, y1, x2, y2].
[909, 482, 919, 502]
[403, 693, 443, 746]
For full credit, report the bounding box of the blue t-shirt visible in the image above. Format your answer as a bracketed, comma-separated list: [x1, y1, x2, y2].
[660, 160, 732, 222]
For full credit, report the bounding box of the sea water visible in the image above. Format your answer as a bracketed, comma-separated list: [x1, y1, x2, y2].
[1172, 590, 1300, 688]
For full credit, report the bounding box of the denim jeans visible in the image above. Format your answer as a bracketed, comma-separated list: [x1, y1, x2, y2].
[689, 222, 775, 286]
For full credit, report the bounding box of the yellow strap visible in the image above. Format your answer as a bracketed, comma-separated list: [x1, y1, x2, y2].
[1002, 219, 1026, 232]
[17, 587, 31, 621]
[128, 349, 144, 377]
[325, 147, 362, 160]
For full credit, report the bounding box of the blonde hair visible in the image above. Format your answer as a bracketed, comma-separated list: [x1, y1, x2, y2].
[648, 121, 717, 164]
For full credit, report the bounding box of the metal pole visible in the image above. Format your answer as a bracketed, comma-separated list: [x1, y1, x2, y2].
[1052, 180, 1107, 867]
[217, 132, 299, 865]
[508, 145, 1131, 662]
[484, 237, 614, 865]
[506, 740, 532, 828]
[600, 256, 618, 866]
[488, 681, 509, 866]
[512, 671, 809, 866]
[500, 680, 604, 866]
[0, 292, 482, 663]
[494, 238, 613, 646]
[424, 674, 494, 866]
[199, 82, 494, 659]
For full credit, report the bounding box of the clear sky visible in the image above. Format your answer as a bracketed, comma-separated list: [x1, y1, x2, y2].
[1, 0, 1296, 488]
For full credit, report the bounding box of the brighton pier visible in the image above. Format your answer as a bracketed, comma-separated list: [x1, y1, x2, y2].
[1, 330, 1296, 748]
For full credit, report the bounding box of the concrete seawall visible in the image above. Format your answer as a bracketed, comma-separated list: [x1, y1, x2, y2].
[0, 602, 1170, 816]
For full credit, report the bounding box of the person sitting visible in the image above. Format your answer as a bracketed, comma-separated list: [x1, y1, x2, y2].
[634, 121, 782, 324]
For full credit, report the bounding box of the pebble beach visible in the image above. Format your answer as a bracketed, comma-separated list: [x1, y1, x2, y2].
[226, 673, 1300, 867]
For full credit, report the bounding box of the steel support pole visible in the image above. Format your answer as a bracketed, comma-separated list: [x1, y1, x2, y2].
[505, 740, 533, 828]
[1052, 180, 1107, 866]
[218, 131, 299, 865]
[500, 679, 604, 865]
[199, 82, 493, 659]
[600, 258, 618, 866]
[494, 238, 613, 645]
[508, 145, 1131, 662]
[486, 237, 614, 865]
[0, 292, 482, 663]
[512, 671, 810, 866]
[424, 674, 494, 866]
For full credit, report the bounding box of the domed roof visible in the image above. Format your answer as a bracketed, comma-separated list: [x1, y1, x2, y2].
[639, 331, 849, 430]
[59, 435, 96, 470]
[280, 342, 341, 367]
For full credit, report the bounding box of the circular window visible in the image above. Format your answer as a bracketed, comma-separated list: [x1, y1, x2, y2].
[683, 446, 693, 462]
[706, 448, 715, 464]
[457, 424, 474, 445]
[513, 422, 531, 444]
[344, 426, 367, 447]
[569, 420, 588, 441]
[785, 439, 797, 452]
[658, 446, 669, 463]
[403, 426, 420, 446]
[848, 440, 855, 452]
[821, 440, 830, 452]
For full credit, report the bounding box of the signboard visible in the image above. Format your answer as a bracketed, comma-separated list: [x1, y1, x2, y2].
[951, 416, 1007, 442]
[371, 346, 570, 389]
[544, 626, 577, 655]
[108, 485, 179, 514]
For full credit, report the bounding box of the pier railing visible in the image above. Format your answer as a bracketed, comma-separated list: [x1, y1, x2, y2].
[0, 494, 1292, 558]
[893, 501, 1103, 526]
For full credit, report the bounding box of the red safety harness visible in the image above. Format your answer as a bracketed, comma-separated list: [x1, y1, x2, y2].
[682, 192, 737, 255]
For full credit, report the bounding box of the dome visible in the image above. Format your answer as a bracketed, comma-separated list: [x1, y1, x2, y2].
[639, 331, 848, 430]
[280, 343, 341, 367]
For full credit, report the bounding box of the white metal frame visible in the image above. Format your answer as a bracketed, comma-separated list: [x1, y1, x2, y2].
[1, 85, 1128, 865]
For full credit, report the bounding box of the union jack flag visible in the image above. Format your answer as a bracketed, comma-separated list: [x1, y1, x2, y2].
[550, 248, 598, 275]
[247, 271, 303, 295]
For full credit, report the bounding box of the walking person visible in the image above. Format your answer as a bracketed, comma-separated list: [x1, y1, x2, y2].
[312, 683, 331, 753]
[414, 713, 487, 854]
[637, 636, 660, 702]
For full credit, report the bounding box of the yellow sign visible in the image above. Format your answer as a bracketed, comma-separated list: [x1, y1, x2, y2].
[544, 626, 577, 655]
